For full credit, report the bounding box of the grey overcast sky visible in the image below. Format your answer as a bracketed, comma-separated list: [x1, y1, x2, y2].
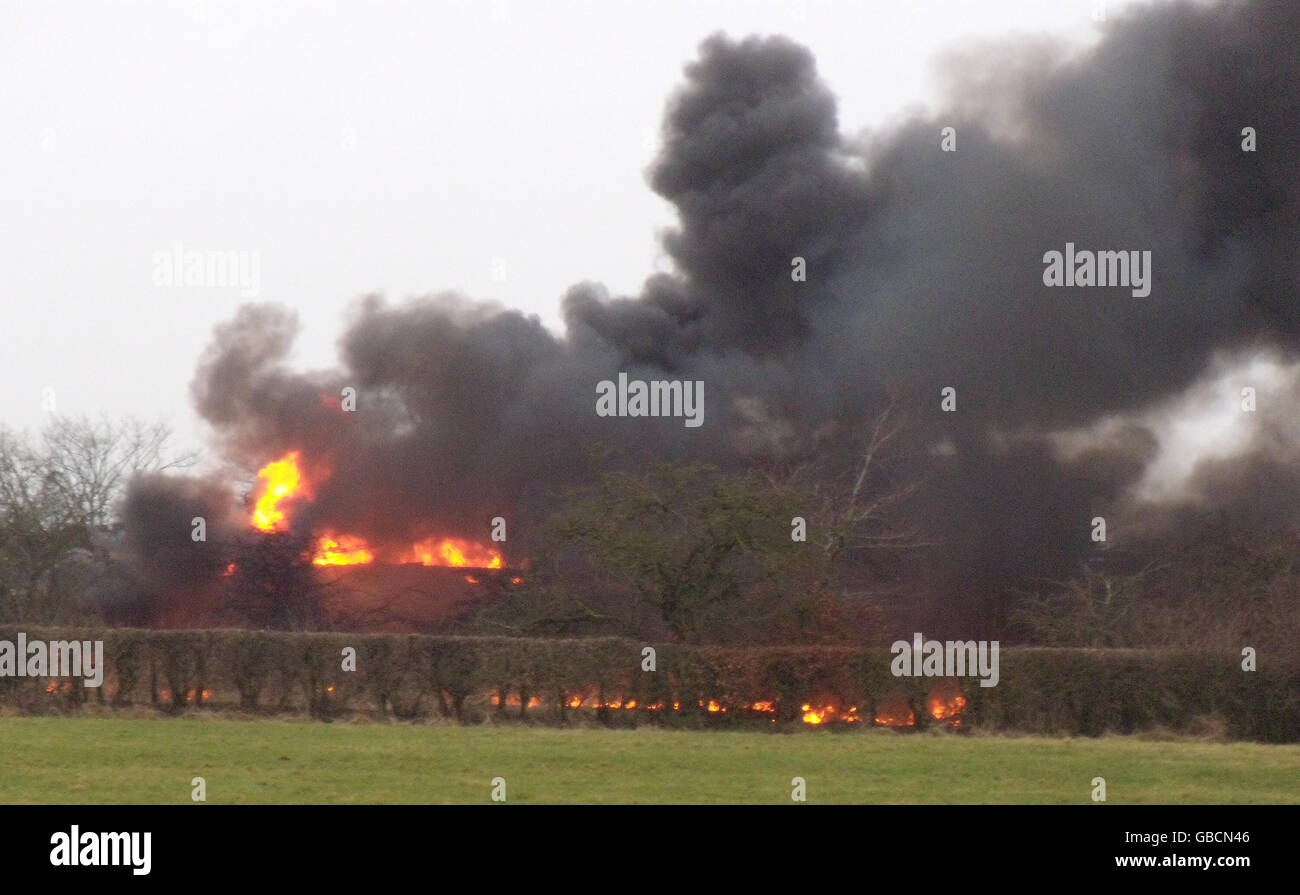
[1, 0, 1149, 455]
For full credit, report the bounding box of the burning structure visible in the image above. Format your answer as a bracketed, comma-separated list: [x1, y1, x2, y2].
[245, 450, 504, 572]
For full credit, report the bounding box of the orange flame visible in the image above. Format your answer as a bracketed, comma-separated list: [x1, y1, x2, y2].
[313, 534, 374, 566]
[251, 452, 305, 532]
[801, 703, 828, 725]
[873, 697, 917, 727]
[800, 702, 862, 725]
[412, 537, 502, 569]
[928, 686, 968, 723]
[248, 454, 510, 575]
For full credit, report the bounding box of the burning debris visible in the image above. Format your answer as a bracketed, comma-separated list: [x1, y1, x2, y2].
[927, 679, 968, 727]
[802, 703, 859, 725]
[873, 700, 916, 729]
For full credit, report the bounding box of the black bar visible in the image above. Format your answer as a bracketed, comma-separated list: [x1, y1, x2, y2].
[1, 805, 1282, 883]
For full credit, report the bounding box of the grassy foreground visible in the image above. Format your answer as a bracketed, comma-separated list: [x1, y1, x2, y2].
[1, 715, 1296, 804]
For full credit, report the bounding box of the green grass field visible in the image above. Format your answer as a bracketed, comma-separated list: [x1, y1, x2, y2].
[1, 715, 1296, 804]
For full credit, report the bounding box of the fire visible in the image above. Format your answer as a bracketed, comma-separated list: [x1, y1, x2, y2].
[928, 682, 968, 725]
[930, 693, 967, 720]
[562, 692, 654, 711]
[249, 454, 498, 569]
[800, 701, 860, 725]
[155, 688, 214, 703]
[413, 537, 502, 569]
[313, 534, 374, 566]
[873, 709, 916, 726]
[251, 451, 305, 532]
[873, 696, 917, 727]
[486, 684, 951, 729]
[247, 453, 511, 576]
[250, 453, 369, 566]
[801, 703, 830, 724]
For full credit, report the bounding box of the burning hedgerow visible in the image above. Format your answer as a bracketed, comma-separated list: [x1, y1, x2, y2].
[3, 627, 1297, 741]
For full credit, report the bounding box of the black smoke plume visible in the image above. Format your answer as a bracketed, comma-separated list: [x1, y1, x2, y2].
[121, 0, 1300, 634]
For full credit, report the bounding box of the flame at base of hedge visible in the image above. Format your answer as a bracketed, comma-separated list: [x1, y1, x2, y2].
[480, 687, 965, 727]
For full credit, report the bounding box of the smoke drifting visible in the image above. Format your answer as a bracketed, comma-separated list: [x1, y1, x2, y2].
[122, 0, 1300, 632]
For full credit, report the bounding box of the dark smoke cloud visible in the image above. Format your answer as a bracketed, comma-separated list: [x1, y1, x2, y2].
[116, 472, 242, 624]
[122, 0, 1300, 632]
[645, 34, 871, 353]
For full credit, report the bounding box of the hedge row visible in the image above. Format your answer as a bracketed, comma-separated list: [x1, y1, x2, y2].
[1, 627, 1296, 741]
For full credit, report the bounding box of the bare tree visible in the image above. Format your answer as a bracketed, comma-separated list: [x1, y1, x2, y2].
[40, 414, 197, 529]
[763, 399, 926, 607]
[0, 415, 195, 623]
[1012, 531, 1300, 656]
